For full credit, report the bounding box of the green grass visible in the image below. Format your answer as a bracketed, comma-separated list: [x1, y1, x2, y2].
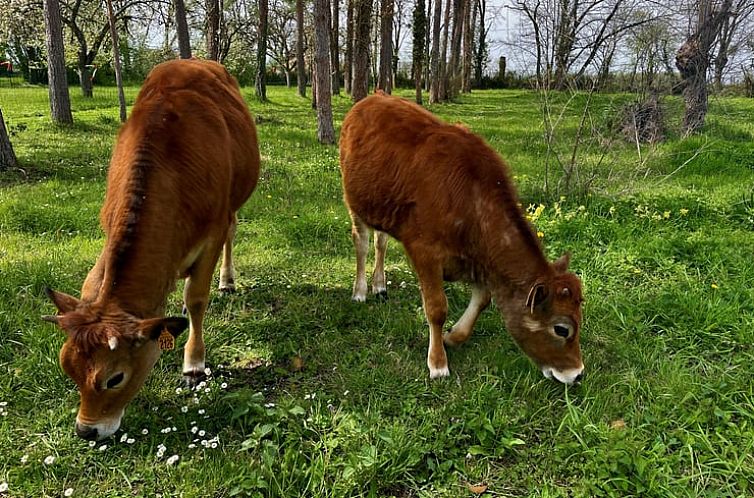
[1, 84, 754, 497]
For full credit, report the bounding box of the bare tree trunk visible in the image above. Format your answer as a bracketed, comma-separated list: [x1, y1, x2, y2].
[552, 0, 585, 90]
[438, 0, 452, 100]
[330, 0, 341, 95]
[256, 0, 269, 101]
[314, 0, 335, 143]
[413, 0, 426, 104]
[378, 0, 394, 92]
[77, 53, 93, 98]
[106, 0, 127, 123]
[351, 0, 372, 101]
[296, 0, 307, 97]
[43, 0, 72, 124]
[473, 0, 486, 87]
[461, 0, 473, 92]
[344, 0, 354, 94]
[424, 0, 432, 91]
[676, 0, 732, 134]
[447, 0, 466, 99]
[713, 16, 730, 90]
[206, 0, 220, 60]
[429, 0, 442, 102]
[175, 0, 192, 58]
[0, 108, 17, 170]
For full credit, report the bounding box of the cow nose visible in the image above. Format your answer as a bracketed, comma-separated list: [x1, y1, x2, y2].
[75, 423, 99, 441]
[574, 371, 584, 383]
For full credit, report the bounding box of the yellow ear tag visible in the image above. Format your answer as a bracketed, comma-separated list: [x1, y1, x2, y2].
[158, 329, 175, 351]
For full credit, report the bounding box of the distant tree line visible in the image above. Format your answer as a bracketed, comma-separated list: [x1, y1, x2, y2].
[1, 0, 753, 143]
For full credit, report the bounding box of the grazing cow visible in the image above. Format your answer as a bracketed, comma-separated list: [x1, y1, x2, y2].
[43, 59, 260, 440]
[339, 93, 584, 384]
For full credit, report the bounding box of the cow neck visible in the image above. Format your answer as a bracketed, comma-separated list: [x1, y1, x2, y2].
[476, 184, 551, 292]
[96, 148, 179, 319]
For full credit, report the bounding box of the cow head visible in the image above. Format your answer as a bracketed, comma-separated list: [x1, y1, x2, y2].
[503, 254, 584, 384]
[44, 288, 187, 440]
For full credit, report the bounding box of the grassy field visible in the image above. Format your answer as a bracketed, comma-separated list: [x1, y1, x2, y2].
[1, 84, 754, 497]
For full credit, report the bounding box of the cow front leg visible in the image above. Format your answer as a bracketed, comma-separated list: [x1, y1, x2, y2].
[444, 285, 491, 347]
[409, 248, 449, 378]
[182, 244, 222, 386]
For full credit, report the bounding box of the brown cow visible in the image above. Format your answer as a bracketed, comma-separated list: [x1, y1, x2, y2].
[340, 93, 584, 384]
[43, 59, 260, 440]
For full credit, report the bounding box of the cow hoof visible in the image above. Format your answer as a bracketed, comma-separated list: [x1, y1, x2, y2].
[218, 285, 236, 294]
[443, 330, 468, 347]
[183, 370, 207, 388]
[429, 366, 450, 379]
[374, 290, 388, 301]
[351, 293, 367, 303]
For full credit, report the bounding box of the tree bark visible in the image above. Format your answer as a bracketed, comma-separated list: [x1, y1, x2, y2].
[447, 0, 465, 99]
[429, 0, 443, 102]
[175, 0, 192, 58]
[43, 0, 73, 124]
[424, 0, 432, 91]
[296, 0, 307, 97]
[0, 107, 17, 170]
[330, 0, 341, 95]
[676, 0, 732, 134]
[713, 15, 730, 90]
[474, 0, 486, 87]
[77, 53, 93, 98]
[206, 0, 220, 60]
[377, 0, 394, 93]
[461, 0, 473, 92]
[413, 0, 426, 104]
[106, 0, 127, 123]
[351, 0, 372, 101]
[344, 0, 354, 94]
[256, 0, 269, 101]
[314, 0, 335, 143]
[438, 0, 452, 100]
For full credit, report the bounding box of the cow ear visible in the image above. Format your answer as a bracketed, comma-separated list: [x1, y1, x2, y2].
[553, 253, 571, 273]
[45, 287, 80, 314]
[525, 283, 548, 314]
[139, 317, 189, 341]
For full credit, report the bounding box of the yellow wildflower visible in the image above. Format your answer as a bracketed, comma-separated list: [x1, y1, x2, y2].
[711, 283, 719, 289]
[679, 208, 689, 216]
[663, 211, 671, 219]
[536, 231, 544, 238]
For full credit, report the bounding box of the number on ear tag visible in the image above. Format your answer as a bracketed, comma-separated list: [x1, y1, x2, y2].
[158, 329, 175, 351]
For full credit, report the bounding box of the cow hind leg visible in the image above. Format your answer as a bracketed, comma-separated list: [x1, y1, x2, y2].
[372, 230, 389, 299]
[444, 285, 491, 347]
[350, 213, 370, 302]
[182, 244, 223, 386]
[218, 213, 238, 293]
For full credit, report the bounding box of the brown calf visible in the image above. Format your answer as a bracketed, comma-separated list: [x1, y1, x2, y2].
[44, 59, 260, 440]
[340, 93, 584, 383]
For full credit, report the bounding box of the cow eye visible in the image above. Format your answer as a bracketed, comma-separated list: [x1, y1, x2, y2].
[553, 324, 571, 338]
[106, 372, 125, 389]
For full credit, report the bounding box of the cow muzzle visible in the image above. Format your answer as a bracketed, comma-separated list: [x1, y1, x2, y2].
[541, 365, 584, 385]
[75, 412, 122, 441]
